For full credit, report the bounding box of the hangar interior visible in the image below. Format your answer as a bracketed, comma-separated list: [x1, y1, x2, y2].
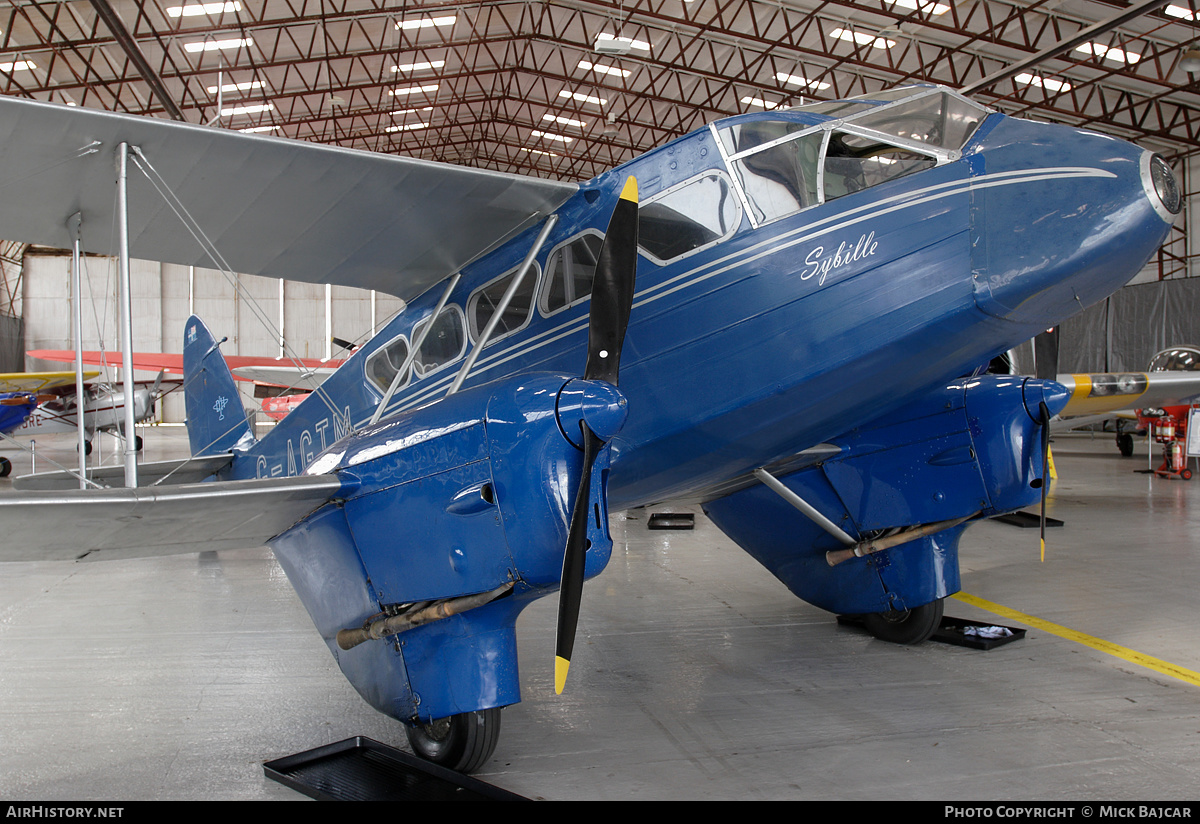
[1, 0, 1200, 802]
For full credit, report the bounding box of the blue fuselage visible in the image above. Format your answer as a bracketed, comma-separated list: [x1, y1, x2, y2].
[232, 107, 1174, 510]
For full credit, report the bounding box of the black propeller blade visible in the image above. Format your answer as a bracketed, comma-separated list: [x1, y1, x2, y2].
[555, 176, 638, 695]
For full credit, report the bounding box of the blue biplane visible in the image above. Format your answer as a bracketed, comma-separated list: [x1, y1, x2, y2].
[0, 84, 1178, 771]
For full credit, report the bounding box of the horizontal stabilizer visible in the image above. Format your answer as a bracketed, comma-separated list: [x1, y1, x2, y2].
[230, 365, 336, 391]
[0, 474, 341, 562]
[13, 453, 234, 491]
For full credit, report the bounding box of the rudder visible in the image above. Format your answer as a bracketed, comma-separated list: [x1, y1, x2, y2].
[183, 315, 254, 456]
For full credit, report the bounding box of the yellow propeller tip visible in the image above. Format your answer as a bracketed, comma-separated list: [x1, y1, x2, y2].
[619, 176, 638, 204]
[554, 656, 570, 695]
[1040, 538, 1045, 563]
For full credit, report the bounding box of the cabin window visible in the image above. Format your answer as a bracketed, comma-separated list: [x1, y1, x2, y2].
[638, 172, 740, 261]
[726, 129, 822, 225]
[364, 335, 411, 393]
[846, 91, 987, 152]
[542, 231, 604, 315]
[413, 305, 466, 375]
[467, 265, 538, 342]
[821, 132, 937, 202]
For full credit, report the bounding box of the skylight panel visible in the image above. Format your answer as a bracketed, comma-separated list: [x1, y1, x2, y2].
[185, 37, 252, 53]
[741, 96, 780, 109]
[1165, 5, 1197, 20]
[578, 61, 631, 78]
[240, 125, 279, 133]
[390, 84, 440, 97]
[221, 102, 273, 116]
[531, 130, 574, 143]
[889, 0, 951, 15]
[559, 89, 608, 106]
[542, 113, 587, 128]
[392, 60, 446, 73]
[168, 2, 240, 17]
[1074, 42, 1141, 65]
[396, 16, 456, 30]
[1015, 73, 1072, 93]
[831, 28, 896, 49]
[776, 72, 830, 91]
[207, 79, 263, 94]
[0, 61, 35, 72]
[386, 122, 429, 132]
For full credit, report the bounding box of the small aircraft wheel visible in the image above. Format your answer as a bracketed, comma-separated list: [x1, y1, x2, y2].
[404, 707, 501, 773]
[134, 435, 144, 452]
[1117, 432, 1135, 458]
[862, 598, 944, 645]
[81, 440, 92, 456]
[0, 457, 10, 478]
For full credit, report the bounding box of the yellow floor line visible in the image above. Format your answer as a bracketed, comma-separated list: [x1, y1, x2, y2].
[952, 591, 1200, 688]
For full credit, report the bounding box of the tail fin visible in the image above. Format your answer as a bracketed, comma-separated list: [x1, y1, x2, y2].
[183, 315, 255, 456]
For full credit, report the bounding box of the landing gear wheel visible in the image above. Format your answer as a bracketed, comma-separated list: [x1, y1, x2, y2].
[0, 456, 10, 478]
[863, 598, 944, 645]
[1117, 432, 1134, 458]
[404, 707, 501, 773]
[134, 435, 143, 452]
[81, 440, 92, 456]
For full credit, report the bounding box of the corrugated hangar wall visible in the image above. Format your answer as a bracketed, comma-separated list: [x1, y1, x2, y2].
[20, 250, 403, 424]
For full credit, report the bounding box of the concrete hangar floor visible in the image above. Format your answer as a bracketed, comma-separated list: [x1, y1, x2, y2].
[1, 426, 1199, 801]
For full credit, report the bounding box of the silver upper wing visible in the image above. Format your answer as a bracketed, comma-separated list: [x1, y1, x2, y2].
[0, 96, 578, 300]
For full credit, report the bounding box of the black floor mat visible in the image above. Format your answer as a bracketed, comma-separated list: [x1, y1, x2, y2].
[264, 736, 528, 801]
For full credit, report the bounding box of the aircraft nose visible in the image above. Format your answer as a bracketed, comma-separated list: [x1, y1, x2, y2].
[970, 120, 1177, 328]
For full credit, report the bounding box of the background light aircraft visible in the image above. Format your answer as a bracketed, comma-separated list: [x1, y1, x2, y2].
[0, 84, 1179, 772]
[0, 371, 97, 476]
[12, 372, 175, 454]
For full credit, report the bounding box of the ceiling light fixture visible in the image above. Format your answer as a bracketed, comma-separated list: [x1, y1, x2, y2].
[890, 0, 951, 15]
[594, 33, 651, 55]
[386, 122, 429, 132]
[1180, 49, 1200, 72]
[0, 61, 35, 72]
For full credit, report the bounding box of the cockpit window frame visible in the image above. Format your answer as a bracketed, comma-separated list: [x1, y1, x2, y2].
[710, 86, 979, 230]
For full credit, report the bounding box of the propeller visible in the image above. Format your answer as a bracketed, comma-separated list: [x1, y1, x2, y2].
[555, 176, 639, 695]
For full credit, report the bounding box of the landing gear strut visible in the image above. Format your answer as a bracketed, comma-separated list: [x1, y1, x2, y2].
[862, 598, 944, 645]
[404, 707, 502, 773]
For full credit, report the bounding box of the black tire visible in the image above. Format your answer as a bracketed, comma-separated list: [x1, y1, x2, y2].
[134, 435, 143, 452]
[0, 457, 10, 478]
[862, 598, 944, 645]
[81, 440, 92, 456]
[405, 707, 501, 773]
[1117, 432, 1135, 457]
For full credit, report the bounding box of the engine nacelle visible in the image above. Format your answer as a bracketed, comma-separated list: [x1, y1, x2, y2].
[270, 372, 622, 722]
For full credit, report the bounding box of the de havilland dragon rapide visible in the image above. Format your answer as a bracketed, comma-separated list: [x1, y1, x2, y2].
[0, 84, 1180, 771]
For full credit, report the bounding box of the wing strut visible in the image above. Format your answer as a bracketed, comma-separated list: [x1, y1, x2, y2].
[116, 143, 138, 488]
[68, 212, 88, 489]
